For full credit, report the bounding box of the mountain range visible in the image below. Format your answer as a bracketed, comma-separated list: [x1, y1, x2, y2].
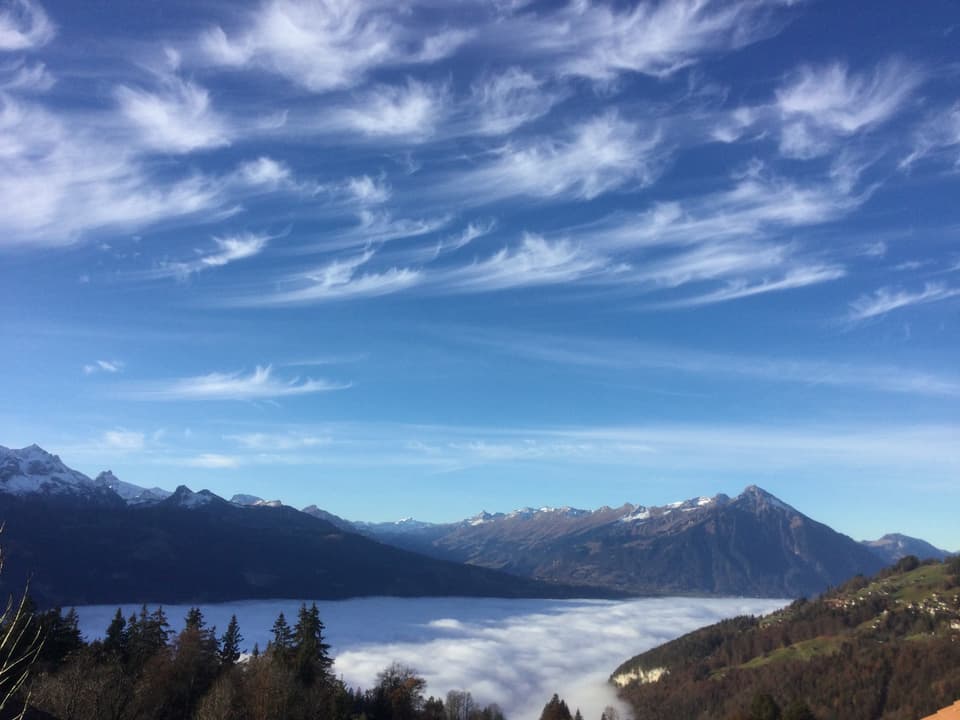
[345, 489, 894, 597]
[0, 445, 579, 606]
[0, 443, 950, 605]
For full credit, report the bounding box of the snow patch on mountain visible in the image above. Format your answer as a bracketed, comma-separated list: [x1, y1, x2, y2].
[95, 470, 170, 504]
[169, 486, 219, 508]
[621, 506, 650, 523]
[231, 493, 282, 508]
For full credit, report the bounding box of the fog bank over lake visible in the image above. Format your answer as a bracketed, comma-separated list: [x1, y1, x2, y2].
[76, 596, 787, 720]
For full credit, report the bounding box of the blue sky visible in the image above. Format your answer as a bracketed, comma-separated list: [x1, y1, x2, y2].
[1, 0, 958, 548]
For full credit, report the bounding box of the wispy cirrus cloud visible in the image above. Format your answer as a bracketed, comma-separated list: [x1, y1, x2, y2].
[0, 95, 236, 246]
[0, 83, 304, 247]
[237, 249, 421, 305]
[436, 220, 497, 255]
[116, 74, 231, 154]
[586, 164, 867, 252]
[200, 0, 470, 92]
[144, 231, 271, 280]
[299, 209, 451, 253]
[233, 233, 618, 305]
[435, 233, 620, 293]
[653, 262, 846, 308]
[454, 329, 960, 399]
[847, 282, 960, 322]
[466, 68, 565, 136]
[448, 112, 664, 203]
[234, 156, 292, 188]
[0, 57, 54, 92]
[179, 453, 241, 469]
[122, 365, 349, 401]
[102, 429, 146, 451]
[507, 0, 795, 82]
[902, 103, 960, 169]
[344, 175, 391, 204]
[329, 79, 449, 140]
[224, 432, 332, 450]
[775, 59, 922, 158]
[83, 359, 125, 375]
[0, 0, 54, 50]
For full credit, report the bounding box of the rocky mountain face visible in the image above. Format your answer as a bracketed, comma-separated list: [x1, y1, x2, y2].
[359, 487, 887, 597]
[861, 533, 951, 564]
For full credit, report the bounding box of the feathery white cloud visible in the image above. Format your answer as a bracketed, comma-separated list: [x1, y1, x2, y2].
[656, 263, 846, 308]
[902, 103, 960, 169]
[116, 75, 230, 154]
[332, 79, 447, 139]
[775, 59, 921, 158]
[509, 0, 793, 82]
[235, 156, 291, 187]
[83, 359, 125, 375]
[345, 175, 391, 204]
[0, 0, 54, 50]
[301, 210, 451, 252]
[200, 0, 469, 92]
[441, 220, 496, 253]
[0, 58, 54, 91]
[123, 365, 348, 400]
[224, 432, 332, 450]
[452, 112, 663, 203]
[847, 283, 960, 322]
[467, 68, 563, 136]
[436, 233, 619, 293]
[148, 232, 271, 280]
[457, 329, 960, 398]
[587, 164, 866, 251]
[102, 429, 145, 451]
[242, 249, 421, 305]
[182, 453, 241, 468]
[0, 95, 232, 246]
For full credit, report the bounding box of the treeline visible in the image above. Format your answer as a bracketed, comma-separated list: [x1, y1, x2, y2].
[614, 556, 960, 720]
[1, 601, 507, 720]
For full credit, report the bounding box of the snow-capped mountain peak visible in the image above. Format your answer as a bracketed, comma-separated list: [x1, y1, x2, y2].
[736, 485, 794, 513]
[0, 444, 101, 496]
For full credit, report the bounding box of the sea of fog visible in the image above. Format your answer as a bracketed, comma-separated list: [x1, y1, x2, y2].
[75, 596, 787, 720]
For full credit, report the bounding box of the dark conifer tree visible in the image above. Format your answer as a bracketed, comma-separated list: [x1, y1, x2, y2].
[103, 607, 128, 660]
[270, 611, 294, 662]
[292, 602, 333, 685]
[185, 607, 205, 631]
[35, 607, 83, 668]
[219, 614, 243, 667]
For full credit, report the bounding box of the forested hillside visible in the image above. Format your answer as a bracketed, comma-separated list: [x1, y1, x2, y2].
[612, 556, 960, 720]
